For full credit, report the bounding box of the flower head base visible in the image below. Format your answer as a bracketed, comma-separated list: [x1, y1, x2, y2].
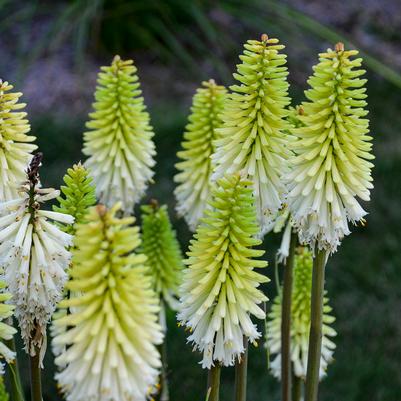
[0, 154, 73, 356]
[267, 247, 336, 380]
[174, 79, 227, 230]
[178, 174, 269, 368]
[285, 44, 374, 252]
[53, 203, 162, 401]
[141, 202, 184, 309]
[0, 275, 17, 374]
[212, 35, 291, 235]
[83, 56, 156, 214]
[0, 80, 37, 201]
[53, 163, 96, 234]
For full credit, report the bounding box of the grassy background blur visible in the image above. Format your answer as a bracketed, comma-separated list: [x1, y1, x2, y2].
[1, 1, 401, 400]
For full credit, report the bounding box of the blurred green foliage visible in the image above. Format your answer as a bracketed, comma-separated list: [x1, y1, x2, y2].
[1, 0, 401, 86]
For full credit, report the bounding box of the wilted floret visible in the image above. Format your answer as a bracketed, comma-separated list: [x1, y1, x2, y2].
[0, 177, 73, 357]
[53, 204, 162, 401]
[83, 56, 156, 214]
[178, 174, 269, 368]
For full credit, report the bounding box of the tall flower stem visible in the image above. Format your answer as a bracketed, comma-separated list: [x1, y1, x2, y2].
[292, 371, 302, 401]
[281, 232, 297, 401]
[156, 301, 169, 401]
[5, 328, 25, 401]
[234, 339, 248, 401]
[304, 248, 327, 401]
[207, 364, 221, 401]
[29, 349, 42, 401]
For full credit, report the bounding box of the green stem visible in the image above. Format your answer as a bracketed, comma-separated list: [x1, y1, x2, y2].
[281, 233, 297, 401]
[234, 339, 248, 401]
[156, 301, 169, 401]
[29, 351, 42, 401]
[292, 371, 302, 401]
[304, 248, 327, 401]
[5, 330, 25, 401]
[206, 364, 221, 401]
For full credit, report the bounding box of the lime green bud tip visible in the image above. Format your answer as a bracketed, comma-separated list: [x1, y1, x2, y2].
[53, 163, 96, 234]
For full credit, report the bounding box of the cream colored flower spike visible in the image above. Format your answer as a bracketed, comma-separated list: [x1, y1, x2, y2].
[174, 79, 227, 231]
[285, 44, 374, 252]
[53, 203, 163, 401]
[0, 80, 37, 201]
[212, 35, 291, 235]
[178, 174, 269, 368]
[83, 56, 156, 214]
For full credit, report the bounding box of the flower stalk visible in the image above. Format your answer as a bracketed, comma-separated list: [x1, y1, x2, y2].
[156, 301, 169, 401]
[29, 349, 42, 401]
[292, 371, 302, 401]
[281, 232, 297, 401]
[304, 248, 327, 401]
[266, 247, 335, 382]
[207, 365, 221, 401]
[234, 340, 248, 401]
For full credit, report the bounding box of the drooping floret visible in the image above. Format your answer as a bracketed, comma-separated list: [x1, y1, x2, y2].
[0, 154, 73, 357]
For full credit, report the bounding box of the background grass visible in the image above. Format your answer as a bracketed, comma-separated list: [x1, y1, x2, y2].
[1, 1, 401, 400]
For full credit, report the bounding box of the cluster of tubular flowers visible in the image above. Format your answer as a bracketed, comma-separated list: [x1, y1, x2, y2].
[266, 247, 336, 380]
[0, 275, 17, 374]
[141, 202, 183, 310]
[83, 55, 156, 214]
[53, 163, 96, 234]
[285, 43, 374, 252]
[0, 80, 37, 201]
[178, 174, 269, 368]
[212, 35, 291, 235]
[0, 167, 73, 356]
[52, 204, 162, 401]
[174, 79, 227, 231]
